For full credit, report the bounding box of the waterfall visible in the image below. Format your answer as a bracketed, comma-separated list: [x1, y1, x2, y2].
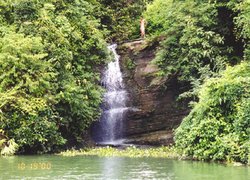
[93, 44, 128, 144]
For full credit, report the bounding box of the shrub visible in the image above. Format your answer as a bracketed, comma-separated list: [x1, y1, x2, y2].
[175, 62, 250, 164]
[0, 0, 109, 153]
[143, 0, 250, 100]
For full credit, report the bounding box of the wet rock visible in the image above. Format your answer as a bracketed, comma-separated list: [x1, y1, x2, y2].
[124, 130, 174, 146]
[118, 40, 190, 145]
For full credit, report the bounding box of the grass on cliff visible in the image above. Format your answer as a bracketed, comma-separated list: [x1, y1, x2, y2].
[59, 146, 181, 159]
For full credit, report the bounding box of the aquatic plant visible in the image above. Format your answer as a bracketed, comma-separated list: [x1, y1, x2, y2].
[60, 146, 180, 159]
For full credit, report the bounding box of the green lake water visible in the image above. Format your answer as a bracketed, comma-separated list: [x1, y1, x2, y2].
[0, 155, 249, 180]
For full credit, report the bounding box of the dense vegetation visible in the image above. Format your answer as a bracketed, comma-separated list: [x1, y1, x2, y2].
[0, 0, 249, 165]
[175, 62, 250, 163]
[96, 0, 152, 42]
[0, 0, 109, 155]
[0, 0, 149, 155]
[145, 0, 242, 98]
[145, 0, 249, 164]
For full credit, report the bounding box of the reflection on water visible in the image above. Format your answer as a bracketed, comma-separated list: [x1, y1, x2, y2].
[0, 155, 249, 180]
[102, 157, 124, 179]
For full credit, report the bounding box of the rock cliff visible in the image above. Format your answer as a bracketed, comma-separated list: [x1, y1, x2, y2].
[118, 40, 189, 145]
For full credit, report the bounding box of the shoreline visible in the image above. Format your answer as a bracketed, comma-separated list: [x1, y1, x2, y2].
[58, 146, 248, 166]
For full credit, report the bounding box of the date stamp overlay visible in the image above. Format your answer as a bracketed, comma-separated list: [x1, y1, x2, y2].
[17, 162, 52, 170]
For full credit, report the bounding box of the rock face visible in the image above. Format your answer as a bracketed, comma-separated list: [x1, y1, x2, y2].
[118, 40, 189, 145]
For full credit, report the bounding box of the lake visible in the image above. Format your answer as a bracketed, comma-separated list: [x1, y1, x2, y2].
[0, 155, 249, 179]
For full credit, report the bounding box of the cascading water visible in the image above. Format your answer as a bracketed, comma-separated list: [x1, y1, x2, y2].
[92, 44, 128, 144]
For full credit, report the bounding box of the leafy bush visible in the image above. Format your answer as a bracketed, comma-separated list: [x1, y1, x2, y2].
[175, 62, 250, 164]
[144, 0, 250, 164]
[0, 0, 109, 153]
[96, 0, 151, 42]
[0, 129, 18, 156]
[144, 0, 233, 99]
[0, 31, 65, 153]
[233, 0, 250, 60]
[144, 0, 250, 100]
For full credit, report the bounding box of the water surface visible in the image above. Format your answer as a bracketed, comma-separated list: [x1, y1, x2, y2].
[0, 155, 249, 180]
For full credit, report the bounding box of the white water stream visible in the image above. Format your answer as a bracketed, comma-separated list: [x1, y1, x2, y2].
[98, 44, 128, 143]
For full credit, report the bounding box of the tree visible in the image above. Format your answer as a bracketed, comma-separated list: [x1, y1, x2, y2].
[0, 30, 65, 153]
[0, 0, 109, 153]
[175, 62, 250, 164]
[97, 0, 150, 42]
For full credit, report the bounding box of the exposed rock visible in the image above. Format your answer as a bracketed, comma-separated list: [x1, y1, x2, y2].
[124, 130, 174, 146]
[118, 40, 190, 145]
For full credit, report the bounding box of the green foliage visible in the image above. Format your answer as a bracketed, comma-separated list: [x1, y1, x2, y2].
[0, 30, 65, 153]
[144, 0, 250, 164]
[144, 0, 250, 99]
[0, 0, 109, 153]
[1, 139, 19, 156]
[145, 0, 233, 99]
[96, 0, 151, 42]
[60, 146, 180, 158]
[144, 0, 173, 37]
[0, 129, 18, 156]
[175, 62, 250, 164]
[125, 57, 136, 70]
[233, 0, 250, 60]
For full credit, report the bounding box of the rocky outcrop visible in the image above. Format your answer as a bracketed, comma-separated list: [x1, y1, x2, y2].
[118, 40, 189, 145]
